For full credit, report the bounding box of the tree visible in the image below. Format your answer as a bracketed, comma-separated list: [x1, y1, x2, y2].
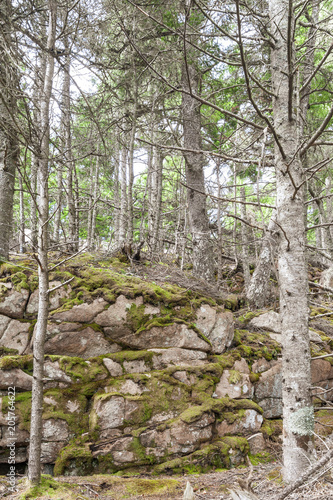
[0, 0, 18, 262]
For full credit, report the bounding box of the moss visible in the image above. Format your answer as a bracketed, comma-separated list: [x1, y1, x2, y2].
[125, 478, 179, 496]
[249, 372, 260, 383]
[2, 392, 32, 431]
[154, 437, 249, 474]
[238, 310, 263, 325]
[50, 355, 108, 383]
[224, 295, 240, 311]
[0, 346, 19, 357]
[19, 475, 78, 499]
[261, 419, 283, 440]
[54, 437, 93, 476]
[0, 354, 33, 374]
[248, 451, 274, 465]
[42, 388, 89, 436]
[228, 370, 242, 385]
[130, 437, 155, 464]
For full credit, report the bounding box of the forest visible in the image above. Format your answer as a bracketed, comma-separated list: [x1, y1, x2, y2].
[1, 0, 333, 498]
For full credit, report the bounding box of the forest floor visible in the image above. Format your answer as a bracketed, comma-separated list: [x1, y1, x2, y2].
[2, 458, 333, 499]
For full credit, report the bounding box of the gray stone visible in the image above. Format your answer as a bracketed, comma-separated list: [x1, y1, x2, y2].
[196, 306, 234, 354]
[95, 295, 143, 327]
[0, 314, 11, 339]
[0, 368, 33, 391]
[40, 441, 66, 464]
[217, 410, 263, 436]
[103, 358, 123, 377]
[42, 418, 69, 441]
[44, 360, 73, 384]
[249, 311, 281, 333]
[52, 298, 108, 323]
[247, 433, 266, 455]
[150, 348, 207, 369]
[123, 359, 150, 374]
[0, 319, 30, 354]
[44, 327, 116, 358]
[27, 282, 72, 314]
[0, 289, 29, 319]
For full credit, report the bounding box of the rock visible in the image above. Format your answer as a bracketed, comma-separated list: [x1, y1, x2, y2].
[27, 282, 72, 314]
[172, 371, 197, 386]
[52, 298, 108, 323]
[42, 418, 69, 441]
[40, 441, 66, 463]
[252, 358, 272, 374]
[150, 348, 207, 369]
[0, 319, 30, 354]
[44, 327, 117, 358]
[0, 289, 29, 319]
[140, 413, 214, 457]
[254, 362, 282, 400]
[311, 359, 332, 383]
[0, 427, 29, 446]
[0, 368, 33, 391]
[196, 306, 234, 354]
[249, 311, 281, 333]
[92, 395, 125, 431]
[103, 358, 123, 377]
[43, 360, 73, 385]
[118, 323, 211, 352]
[0, 446, 27, 463]
[95, 295, 143, 328]
[247, 433, 266, 455]
[215, 359, 254, 399]
[115, 380, 143, 396]
[313, 379, 333, 402]
[92, 436, 135, 465]
[0, 314, 11, 338]
[217, 410, 263, 436]
[123, 359, 150, 374]
[259, 398, 282, 419]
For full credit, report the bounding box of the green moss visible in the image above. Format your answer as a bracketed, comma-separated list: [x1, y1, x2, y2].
[228, 370, 242, 385]
[154, 437, 249, 474]
[261, 419, 283, 440]
[0, 354, 33, 374]
[2, 392, 32, 431]
[130, 437, 155, 464]
[0, 346, 19, 357]
[125, 478, 179, 496]
[249, 372, 260, 383]
[42, 388, 89, 436]
[54, 437, 93, 476]
[248, 451, 274, 465]
[19, 475, 77, 499]
[224, 295, 240, 311]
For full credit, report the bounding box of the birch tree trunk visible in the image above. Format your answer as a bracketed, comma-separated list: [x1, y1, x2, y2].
[269, 0, 313, 482]
[28, 0, 56, 484]
[0, 0, 18, 262]
[181, 3, 214, 282]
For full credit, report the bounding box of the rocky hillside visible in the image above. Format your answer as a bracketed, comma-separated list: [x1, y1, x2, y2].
[0, 254, 332, 477]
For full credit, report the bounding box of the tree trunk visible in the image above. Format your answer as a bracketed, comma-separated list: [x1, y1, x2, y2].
[0, 0, 18, 262]
[118, 146, 127, 245]
[28, 0, 56, 484]
[127, 81, 138, 246]
[269, 0, 313, 482]
[90, 151, 100, 249]
[151, 149, 163, 257]
[19, 174, 25, 253]
[181, 6, 214, 282]
[240, 187, 250, 292]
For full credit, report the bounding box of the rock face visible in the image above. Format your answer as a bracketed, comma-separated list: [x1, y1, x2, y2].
[0, 261, 333, 476]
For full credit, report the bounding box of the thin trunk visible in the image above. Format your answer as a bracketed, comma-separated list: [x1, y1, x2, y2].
[269, 0, 313, 482]
[240, 187, 250, 292]
[0, 0, 18, 261]
[90, 152, 100, 249]
[216, 166, 223, 287]
[28, 0, 56, 485]
[127, 82, 138, 246]
[86, 161, 94, 250]
[53, 165, 62, 245]
[247, 214, 278, 308]
[113, 145, 120, 246]
[151, 150, 163, 256]
[118, 146, 127, 245]
[19, 174, 25, 253]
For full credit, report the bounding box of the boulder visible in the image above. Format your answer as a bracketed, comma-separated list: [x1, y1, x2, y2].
[249, 311, 281, 333]
[0, 319, 30, 354]
[172, 371, 197, 386]
[196, 306, 234, 354]
[27, 282, 72, 314]
[103, 358, 123, 377]
[254, 362, 282, 418]
[0, 426, 29, 446]
[0, 289, 29, 319]
[0, 368, 33, 391]
[42, 418, 69, 441]
[91, 436, 135, 466]
[115, 323, 211, 352]
[217, 409, 263, 437]
[150, 348, 207, 369]
[0, 446, 27, 463]
[95, 295, 143, 328]
[247, 433, 266, 455]
[52, 298, 108, 323]
[40, 441, 66, 464]
[311, 359, 332, 383]
[215, 358, 253, 399]
[44, 327, 118, 358]
[123, 359, 150, 374]
[0, 314, 11, 338]
[43, 360, 73, 385]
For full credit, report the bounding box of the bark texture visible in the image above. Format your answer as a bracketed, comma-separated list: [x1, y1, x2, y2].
[181, 3, 214, 282]
[269, 0, 313, 482]
[28, 0, 56, 484]
[0, 0, 18, 261]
